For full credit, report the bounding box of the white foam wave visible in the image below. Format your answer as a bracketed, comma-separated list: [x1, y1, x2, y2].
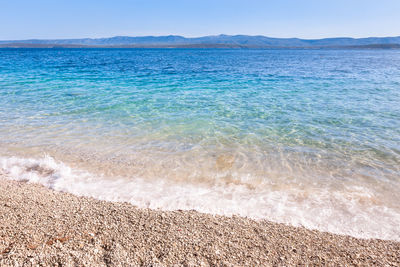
[1, 155, 400, 241]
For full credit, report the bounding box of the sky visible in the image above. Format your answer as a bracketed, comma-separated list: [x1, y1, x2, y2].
[1, 0, 400, 40]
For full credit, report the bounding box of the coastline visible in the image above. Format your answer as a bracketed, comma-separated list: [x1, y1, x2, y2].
[1, 173, 399, 266]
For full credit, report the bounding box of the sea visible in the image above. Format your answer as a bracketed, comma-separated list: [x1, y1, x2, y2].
[0, 48, 399, 241]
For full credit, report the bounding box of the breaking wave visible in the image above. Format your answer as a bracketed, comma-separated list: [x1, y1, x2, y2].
[1, 155, 400, 242]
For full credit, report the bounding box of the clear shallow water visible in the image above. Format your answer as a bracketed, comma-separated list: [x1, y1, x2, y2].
[1, 48, 400, 240]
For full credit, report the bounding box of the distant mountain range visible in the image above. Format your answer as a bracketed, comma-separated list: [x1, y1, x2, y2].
[1, 34, 400, 48]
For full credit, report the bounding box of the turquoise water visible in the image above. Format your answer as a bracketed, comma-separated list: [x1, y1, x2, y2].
[1, 48, 400, 240]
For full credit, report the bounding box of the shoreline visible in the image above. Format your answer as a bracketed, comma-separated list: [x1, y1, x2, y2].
[1, 174, 399, 266]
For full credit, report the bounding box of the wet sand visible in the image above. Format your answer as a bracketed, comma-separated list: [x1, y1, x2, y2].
[1, 173, 399, 266]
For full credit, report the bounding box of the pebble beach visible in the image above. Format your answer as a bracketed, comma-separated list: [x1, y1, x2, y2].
[1, 173, 399, 266]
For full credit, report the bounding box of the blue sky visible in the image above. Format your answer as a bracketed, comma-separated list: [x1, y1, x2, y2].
[1, 0, 400, 40]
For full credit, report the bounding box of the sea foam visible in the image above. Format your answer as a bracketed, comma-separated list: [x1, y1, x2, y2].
[1, 155, 400, 242]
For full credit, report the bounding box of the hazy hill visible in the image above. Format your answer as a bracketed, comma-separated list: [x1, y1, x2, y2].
[1, 34, 400, 48]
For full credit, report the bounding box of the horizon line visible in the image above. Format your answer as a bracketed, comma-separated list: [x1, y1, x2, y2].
[2, 34, 400, 42]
